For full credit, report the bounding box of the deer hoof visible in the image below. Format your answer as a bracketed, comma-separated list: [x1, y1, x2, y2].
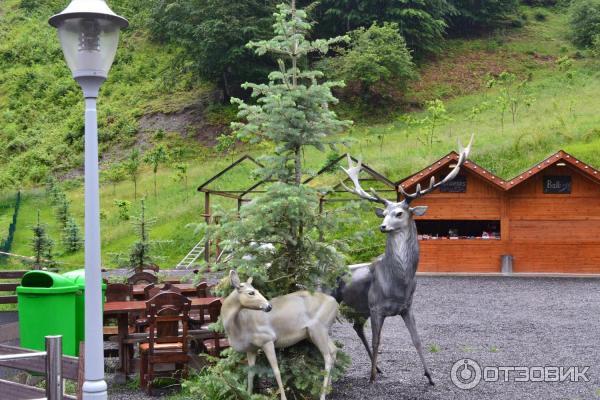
[376, 366, 383, 374]
[425, 371, 435, 386]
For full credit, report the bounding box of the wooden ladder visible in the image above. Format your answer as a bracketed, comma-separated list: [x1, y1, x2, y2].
[175, 239, 206, 269]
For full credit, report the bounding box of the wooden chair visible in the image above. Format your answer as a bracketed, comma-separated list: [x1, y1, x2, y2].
[136, 283, 184, 332]
[201, 300, 229, 357]
[144, 283, 182, 299]
[195, 282, 209, 298]
[127, 271, 158, 286]
[139, 292, 191, 394]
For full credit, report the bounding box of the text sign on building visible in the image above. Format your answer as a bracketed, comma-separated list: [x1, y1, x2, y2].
[543, 175, 571, 194]
[440, 175, 467, 193]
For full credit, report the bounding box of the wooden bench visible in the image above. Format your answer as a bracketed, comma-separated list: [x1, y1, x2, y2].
[0, 270, 26, 305]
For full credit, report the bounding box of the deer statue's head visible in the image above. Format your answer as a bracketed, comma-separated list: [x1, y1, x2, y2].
[341, 135, 473, 235]
[229, 270, 272, 312]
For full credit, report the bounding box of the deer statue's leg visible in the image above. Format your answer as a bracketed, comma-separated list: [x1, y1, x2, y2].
[352, 321, 382, 373]
[369, 313, 385, 383]
[263, 341, 287, 400]
[401, 308, 434, 385]
[247, 351, 257, 394]
[308, 325, 336, 400]
[327, 339, 338, 388]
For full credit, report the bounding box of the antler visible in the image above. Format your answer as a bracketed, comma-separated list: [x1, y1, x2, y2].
[399, 134, 474, 204]
[340, 154, 391, 206]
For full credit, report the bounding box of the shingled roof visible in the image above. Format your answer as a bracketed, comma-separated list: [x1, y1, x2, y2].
[397, 150, 600, 192]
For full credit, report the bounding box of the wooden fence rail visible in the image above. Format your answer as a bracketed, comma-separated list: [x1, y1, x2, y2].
[0, 338, 81, 400]
[0, 270, 26, 305]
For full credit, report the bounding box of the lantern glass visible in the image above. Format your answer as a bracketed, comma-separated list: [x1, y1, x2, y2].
[56, 16, 120, 78]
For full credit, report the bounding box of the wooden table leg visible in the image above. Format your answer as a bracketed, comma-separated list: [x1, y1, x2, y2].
[114, 313, 130, 383]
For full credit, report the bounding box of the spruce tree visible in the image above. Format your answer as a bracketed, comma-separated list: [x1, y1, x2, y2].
[192, 2, 353, 398]
[128, 200, 157, 272]
[62, 217, 82, 253]
[31, 211, 53, 270]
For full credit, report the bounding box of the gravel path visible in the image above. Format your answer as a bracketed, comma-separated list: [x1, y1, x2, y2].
[331, 276, 600, 400]
[108, 276, 600, 399]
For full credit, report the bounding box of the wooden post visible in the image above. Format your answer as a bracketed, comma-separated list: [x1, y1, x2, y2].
[45, 335, 62, 400]
[77, 341, 85, 400]
[204, 192, 210, 264]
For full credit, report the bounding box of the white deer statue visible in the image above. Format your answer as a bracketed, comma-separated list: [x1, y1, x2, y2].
[222, 270, 339, 400]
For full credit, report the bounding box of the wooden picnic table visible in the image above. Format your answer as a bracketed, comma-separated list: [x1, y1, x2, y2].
[131, 283, 198, 298]
[104, 296, 221, 381]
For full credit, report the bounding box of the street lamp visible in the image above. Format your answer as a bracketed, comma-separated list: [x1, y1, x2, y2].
[49, 1, 127, 399]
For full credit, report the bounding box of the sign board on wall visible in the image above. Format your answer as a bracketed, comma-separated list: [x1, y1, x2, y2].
[543, 175, 571, 194]
[440, 175, 467, 193]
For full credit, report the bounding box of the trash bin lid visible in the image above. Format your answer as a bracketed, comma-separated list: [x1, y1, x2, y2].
[63, 269, 106, 290]
[18, 271, 78, 294]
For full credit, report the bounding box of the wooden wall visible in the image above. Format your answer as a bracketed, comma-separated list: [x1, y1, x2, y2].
[506, 165, 600, 273]
[406, 164, 600, 273]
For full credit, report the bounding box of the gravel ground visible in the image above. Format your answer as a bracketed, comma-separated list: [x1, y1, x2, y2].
[331, 276, 600, 400]
[108, 276, 600, 400]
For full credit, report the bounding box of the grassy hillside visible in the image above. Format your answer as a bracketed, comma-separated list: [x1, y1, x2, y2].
[1, 5, 600, 272]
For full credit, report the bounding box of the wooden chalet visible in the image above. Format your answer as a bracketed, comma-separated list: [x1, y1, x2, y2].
[398, 150, 600, 273]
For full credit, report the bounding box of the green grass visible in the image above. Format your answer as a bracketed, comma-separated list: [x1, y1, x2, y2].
[2, 5, 600, 271]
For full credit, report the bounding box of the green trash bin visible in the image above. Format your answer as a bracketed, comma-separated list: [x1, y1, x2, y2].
[17, 271, 79, 356]
[63, 269, 106, 354]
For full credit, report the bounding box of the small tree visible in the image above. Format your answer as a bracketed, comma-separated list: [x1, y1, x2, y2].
[128, 200, 158, 272]
[144, 145, 169, 198]
[62, 217, 82, 253]
[102, 163, 126, 196]
[54, 196, 70, 228]
[173, 162, 189, 199]
[31, 211, 53, 270]
[124, 149, 141, 200]
[407, 99, 452, 148]
[487, 71, 534, 132]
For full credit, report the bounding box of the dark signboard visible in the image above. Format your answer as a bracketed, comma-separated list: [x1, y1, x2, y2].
[543, 175, 571, 194]
[440, 175, 467, 193]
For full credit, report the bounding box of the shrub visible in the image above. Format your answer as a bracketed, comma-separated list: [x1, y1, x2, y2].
[534, 10, 548, 21]
[324, 23, 417, 104]
[569, 0, 600, 47]
[114, 199, 131, 221]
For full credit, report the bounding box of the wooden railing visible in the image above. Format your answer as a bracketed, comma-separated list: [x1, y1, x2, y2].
[0, 336, 82, 400]
[0, 270, 26, 305]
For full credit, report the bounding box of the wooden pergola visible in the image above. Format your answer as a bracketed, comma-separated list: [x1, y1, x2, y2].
[196, 153, 396, 263]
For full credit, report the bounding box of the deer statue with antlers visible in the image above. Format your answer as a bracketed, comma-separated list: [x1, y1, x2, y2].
[336, 135, 473, 384]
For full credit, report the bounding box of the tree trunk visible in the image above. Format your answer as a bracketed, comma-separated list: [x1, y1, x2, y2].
[154, 173, 157, 198]
[294, 146, 302, 185]
[134, 178, 137, 200]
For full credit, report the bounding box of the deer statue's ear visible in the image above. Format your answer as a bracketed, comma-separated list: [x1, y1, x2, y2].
[374, 208, 385, 218]
[410, 206, 428, 216]
[246, 277, 253, 285]
[229, 270, 241, 289]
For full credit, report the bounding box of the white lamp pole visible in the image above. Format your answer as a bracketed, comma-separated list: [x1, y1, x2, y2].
[49, 1, 127, 399]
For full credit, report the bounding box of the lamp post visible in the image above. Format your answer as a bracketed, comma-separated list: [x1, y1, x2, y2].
[48, 1, 127, 399]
